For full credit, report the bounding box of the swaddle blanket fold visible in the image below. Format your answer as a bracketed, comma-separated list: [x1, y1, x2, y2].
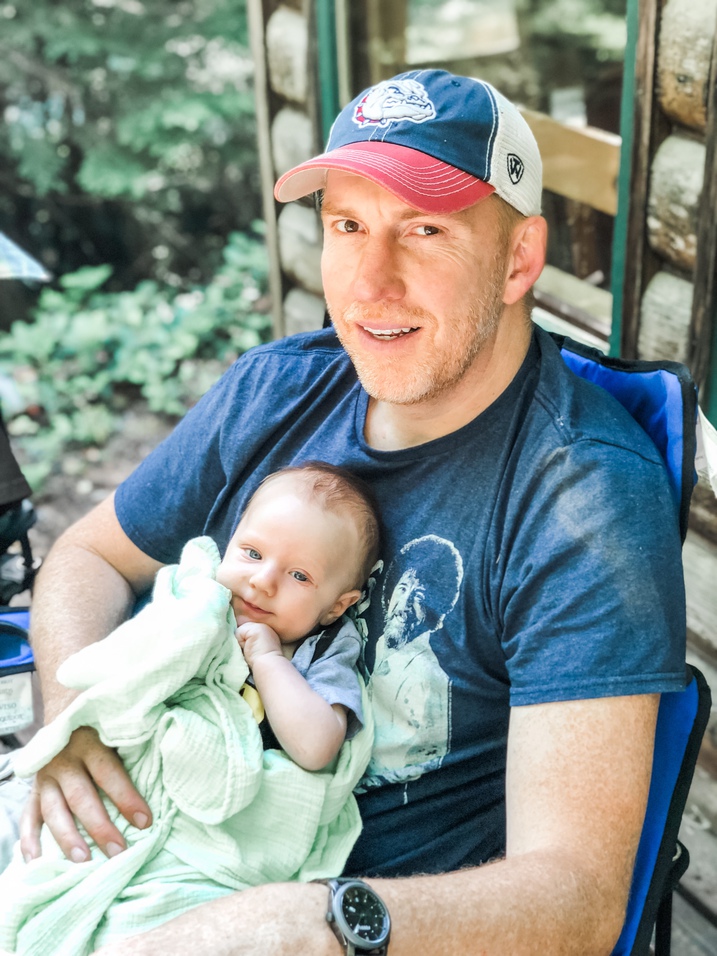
[0, 537, 372, 955]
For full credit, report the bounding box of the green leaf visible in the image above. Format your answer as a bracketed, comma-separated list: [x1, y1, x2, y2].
[60, 265, 114, 292]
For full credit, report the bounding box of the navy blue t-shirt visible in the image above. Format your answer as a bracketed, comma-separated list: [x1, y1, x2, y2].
[115, 324, 686, 877]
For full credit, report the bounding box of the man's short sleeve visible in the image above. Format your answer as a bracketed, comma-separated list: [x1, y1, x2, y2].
[496, 435, 687, 705]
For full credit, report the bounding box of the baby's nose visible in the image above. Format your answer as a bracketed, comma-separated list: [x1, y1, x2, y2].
[250, 564, 276, 594]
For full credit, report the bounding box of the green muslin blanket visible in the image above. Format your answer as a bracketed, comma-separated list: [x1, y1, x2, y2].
[0, 537, 373, 955]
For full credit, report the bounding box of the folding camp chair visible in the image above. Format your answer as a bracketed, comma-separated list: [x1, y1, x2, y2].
[554, 334, 712, 956]
[0, 407, 39, 605]
[0, 422, 39, 747]
[0, 501, 38, 605]
[0, 608, 34, 749]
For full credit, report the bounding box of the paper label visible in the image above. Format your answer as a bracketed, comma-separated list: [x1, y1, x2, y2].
[0, 672, 34, 734]
[696, 407, 717, 497]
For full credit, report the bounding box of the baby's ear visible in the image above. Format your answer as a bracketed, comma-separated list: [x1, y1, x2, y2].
[321, 589, 362, 625]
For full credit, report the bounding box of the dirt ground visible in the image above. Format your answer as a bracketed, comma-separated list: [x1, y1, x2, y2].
[27, 407, 175, 563]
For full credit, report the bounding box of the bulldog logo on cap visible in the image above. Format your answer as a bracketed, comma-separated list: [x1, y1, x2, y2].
[353, 78, 436, 129]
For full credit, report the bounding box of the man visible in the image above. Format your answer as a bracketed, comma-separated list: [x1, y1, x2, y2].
[19, 70, 685, 955]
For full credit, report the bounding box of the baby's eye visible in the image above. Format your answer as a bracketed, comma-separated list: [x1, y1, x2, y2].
[336, 219, 360, 234]
[291, 570, 308, 582]
[244, 547, 262, 560]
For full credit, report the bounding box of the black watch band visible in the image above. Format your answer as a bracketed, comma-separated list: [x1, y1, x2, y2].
[316, 877, 391, 955]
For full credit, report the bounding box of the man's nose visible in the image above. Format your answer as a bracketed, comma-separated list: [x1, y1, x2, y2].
[388, 589, 410, 618]
[351, 236, 405, 303]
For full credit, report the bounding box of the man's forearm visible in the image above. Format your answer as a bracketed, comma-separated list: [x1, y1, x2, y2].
[31, 540, 135, 720]
[30, 494, 161, 721]
[373, 847, 625, 956]
[94, 848, 625, 956]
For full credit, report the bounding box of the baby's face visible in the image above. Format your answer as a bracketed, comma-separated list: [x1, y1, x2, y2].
[217, 477, 361, 642]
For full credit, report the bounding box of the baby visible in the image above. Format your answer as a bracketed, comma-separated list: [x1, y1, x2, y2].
[0, 462, 381, 954]
[217, 461, 380, 770]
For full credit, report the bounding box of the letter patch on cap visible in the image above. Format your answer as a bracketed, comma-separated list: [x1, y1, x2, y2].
[507, 153, 524, 185]
[354, 78, 436, 128]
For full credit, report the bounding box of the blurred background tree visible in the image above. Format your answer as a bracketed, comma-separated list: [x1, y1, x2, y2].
[0, 0, 260, 302]
[0, 0, 270, 490]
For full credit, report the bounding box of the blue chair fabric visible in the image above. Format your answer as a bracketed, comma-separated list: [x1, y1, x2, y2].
[553, 334, 710, 955]
[554, 335, 697, 543]
[614, 665, 711, 955]
[0, 607, 32, 678]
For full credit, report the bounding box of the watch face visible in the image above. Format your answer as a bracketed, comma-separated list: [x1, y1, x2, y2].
[336, 883, 390, 945]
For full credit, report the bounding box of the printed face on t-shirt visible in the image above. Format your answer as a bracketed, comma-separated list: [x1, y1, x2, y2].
[216, 476, 361, 642]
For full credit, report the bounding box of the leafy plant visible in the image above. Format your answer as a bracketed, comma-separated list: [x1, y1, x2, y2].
[0, 227, 270, 490]
[0, 0, 260, 293]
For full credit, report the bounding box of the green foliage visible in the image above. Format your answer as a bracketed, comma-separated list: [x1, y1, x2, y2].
[0, 1, 253, 198]
[0, 228, 270, 490]
[0, 0, 259, 290]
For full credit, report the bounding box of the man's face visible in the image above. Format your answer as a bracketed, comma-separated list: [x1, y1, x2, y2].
[320, 172, 513, 407]
[216, 477, 359, 642]
[383, 568, 426, 648]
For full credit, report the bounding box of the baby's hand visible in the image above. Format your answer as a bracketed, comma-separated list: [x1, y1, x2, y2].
[236, 621, 282, 669]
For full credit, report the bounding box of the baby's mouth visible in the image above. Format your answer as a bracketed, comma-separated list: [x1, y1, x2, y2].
[240, 597, 268, 615]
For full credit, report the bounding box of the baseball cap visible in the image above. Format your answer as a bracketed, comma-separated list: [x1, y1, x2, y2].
[274, 69, 542, 217]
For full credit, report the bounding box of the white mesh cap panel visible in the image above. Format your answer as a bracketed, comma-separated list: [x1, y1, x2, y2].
[486, 85, 543, 217]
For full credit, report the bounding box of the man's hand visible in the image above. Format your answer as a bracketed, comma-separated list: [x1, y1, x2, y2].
[19, 726, 152, 863]
[92, 881, 335, 956]
[236, 621, 283, 669]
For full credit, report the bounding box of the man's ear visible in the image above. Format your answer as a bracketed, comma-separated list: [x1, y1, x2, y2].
[320, 589, 362, 625]
[503, 215, 547, 306]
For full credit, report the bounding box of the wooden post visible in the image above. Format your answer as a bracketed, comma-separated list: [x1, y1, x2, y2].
[247, 0, 286, 340]
[365, 0, 407, 85]
[688, 22, 717, 413]
[616, 0, 670, 359]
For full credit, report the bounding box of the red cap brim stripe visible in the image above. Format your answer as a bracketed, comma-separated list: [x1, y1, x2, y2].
[275, 142, 494, 214]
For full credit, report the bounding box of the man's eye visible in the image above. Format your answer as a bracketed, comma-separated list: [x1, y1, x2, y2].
[336, 219, 360, 233]
[291, 570, 308, 582]
[415, 225, 440, 236]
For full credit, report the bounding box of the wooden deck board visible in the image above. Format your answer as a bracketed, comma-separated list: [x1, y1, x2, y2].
[672, 891, 717, 955]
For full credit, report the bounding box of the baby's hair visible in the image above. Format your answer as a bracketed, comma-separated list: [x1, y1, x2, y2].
[249, 461, 381, 589]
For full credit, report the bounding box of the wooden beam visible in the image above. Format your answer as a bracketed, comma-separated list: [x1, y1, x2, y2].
[365, 0, 407, 84]
[247, 0, 285, 340]
[521, 109, 620, 216]
[535, 263, 612, 341]
[688, 18, 717, 414]
[617, 0, 670, 359]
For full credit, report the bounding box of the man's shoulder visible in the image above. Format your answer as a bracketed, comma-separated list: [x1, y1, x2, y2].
[240, 326, 347, 366]
[531, 326, 664, 465]
[214, 326, 356, 407]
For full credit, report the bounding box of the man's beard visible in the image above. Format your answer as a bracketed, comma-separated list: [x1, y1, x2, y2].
[328, 271, 506, 406]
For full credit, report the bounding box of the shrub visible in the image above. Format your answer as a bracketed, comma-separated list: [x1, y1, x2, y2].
[0, 227, 271, 490]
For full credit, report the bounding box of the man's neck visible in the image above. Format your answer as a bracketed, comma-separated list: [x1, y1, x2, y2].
[364, 317, 533, 451]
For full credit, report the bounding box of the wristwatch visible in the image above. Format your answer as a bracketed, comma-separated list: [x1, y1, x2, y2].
[319, 877, 391, 955]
